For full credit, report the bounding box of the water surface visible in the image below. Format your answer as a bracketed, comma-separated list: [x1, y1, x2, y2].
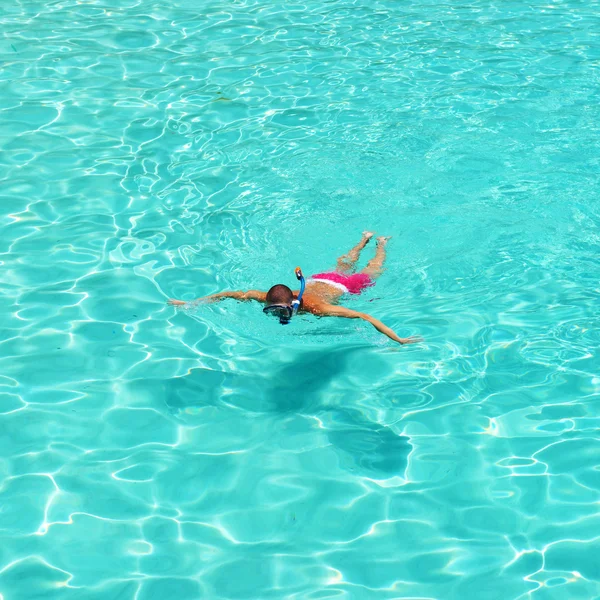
[1, 0, 600, 598]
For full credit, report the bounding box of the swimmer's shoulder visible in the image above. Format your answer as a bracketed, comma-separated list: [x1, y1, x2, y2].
[299, 293, 333, 315]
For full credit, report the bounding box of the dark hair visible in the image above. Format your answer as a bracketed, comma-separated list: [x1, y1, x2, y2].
[266, 284, 293, 305]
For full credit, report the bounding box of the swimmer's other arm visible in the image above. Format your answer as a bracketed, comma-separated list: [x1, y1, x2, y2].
[168, 290, 266, 306]
[318, 305, 420, 345]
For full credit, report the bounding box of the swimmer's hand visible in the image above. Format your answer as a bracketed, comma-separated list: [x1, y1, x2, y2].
[397, 336, 422, 345]
[167, 297, 212, 307]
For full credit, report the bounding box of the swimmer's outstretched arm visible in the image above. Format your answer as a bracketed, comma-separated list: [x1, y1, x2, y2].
[318, 305, 421, 345]
[168, 290, 266, 306]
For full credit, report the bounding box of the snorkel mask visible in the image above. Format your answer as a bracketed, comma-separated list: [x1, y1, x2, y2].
[263, 267, 306, 325]
[262, 303, 293, 324]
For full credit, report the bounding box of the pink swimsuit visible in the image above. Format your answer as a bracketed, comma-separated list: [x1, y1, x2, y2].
[310, 271, 374, 294]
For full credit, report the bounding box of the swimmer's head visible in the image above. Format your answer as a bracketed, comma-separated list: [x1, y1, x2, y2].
[266, 284, 293, 306]
[263, 284, 294, 324]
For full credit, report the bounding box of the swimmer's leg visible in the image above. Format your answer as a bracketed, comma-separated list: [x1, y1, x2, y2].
[361, 236, 390, 279]
[336, 231, 374, 273]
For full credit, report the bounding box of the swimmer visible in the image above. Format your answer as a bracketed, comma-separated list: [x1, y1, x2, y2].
[168, 233, 420, 345]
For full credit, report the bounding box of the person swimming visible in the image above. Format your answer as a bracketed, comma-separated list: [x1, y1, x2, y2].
[168, 232, 420, 345]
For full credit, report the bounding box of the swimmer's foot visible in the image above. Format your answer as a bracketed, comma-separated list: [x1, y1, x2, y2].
[363, 231, 375, 242]
[376, 236, 391, 246]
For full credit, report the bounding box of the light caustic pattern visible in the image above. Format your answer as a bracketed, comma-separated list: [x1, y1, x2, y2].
[1, 0, 600, 598]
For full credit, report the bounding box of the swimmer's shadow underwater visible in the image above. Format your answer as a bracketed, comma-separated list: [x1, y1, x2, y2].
[160, 346, 411, 479]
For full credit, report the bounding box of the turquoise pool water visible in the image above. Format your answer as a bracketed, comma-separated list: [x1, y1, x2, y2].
[2, 0, 600, 598]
